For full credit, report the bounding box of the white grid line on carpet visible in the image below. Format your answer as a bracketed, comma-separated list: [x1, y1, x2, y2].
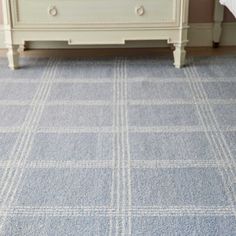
[1, 99, 236, 107]
[0, 77, 236, 84]
[184, 58, 236, 219]
[0, 160, 235, 169]
[0, 206, 234, 217]
[0, 58, 59, 232]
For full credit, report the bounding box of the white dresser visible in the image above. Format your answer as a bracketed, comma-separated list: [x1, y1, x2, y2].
[2, 0, 189, 69]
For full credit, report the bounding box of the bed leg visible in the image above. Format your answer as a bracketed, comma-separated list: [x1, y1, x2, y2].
[213, 0, 224, 48]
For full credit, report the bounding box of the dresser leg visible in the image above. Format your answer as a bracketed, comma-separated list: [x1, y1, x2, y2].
[19, 44, 25, 52]
[173, 43, 186, 69]
[7, 45, 20, 70]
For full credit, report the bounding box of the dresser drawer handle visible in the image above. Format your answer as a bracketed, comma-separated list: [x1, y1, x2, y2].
[48, 6, 58, 17]
[136, 6, 145, 16]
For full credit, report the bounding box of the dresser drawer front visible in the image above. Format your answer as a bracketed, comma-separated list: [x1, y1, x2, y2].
[12, 0, 180, 28]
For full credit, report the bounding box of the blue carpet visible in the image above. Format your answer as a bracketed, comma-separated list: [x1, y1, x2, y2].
[0, 55, 236, 235]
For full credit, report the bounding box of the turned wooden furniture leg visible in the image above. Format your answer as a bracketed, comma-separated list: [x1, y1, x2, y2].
[173, 43, 186, 69]
[213, 0, 224, 48]
[7, 45, 20, 70]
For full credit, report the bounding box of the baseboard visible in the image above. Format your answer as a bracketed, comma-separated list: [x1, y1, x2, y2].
[221, 23, 236, 46]
[188, 23, 213, 47]
[188, 22, 236, 47]
[0, 23, 236, 49]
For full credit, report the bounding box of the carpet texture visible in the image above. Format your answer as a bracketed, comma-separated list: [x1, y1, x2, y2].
[0, 55, 236, 235]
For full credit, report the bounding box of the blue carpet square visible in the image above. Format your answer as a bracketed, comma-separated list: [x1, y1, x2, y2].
[49, 83, 113, 101]
[203, 82, 236, 100]
[126, 57, 187, 79]
[0, 133, 18, 160]
[39, 105, 113, 127]
[223, 132, 236, 158]
[16, 169, 112, 206]
[129, 132, 215, 160]
[0, 83, 38, 101]
[132, 168, 229, 206]
[128, 105, 200, 126]
[128, 82, 193, 100]
[4, 216, 110, 236]
[55, 59, 114, 79]
[132, 216, 236, 236]
[192, 56, 236, 79]
[29, 133, 113, 161]
[0, 106, 29, 127]
[213, 104, 236, 127]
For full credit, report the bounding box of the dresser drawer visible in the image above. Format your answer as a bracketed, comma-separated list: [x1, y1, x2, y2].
[12, 0, 180, 28]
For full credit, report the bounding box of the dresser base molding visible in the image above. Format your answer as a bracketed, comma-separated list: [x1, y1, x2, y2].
[5, 27, 189, 69]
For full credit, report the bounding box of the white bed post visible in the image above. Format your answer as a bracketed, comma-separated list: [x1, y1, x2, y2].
[213, 0, 224, 48]
[2, 0, 20, 69]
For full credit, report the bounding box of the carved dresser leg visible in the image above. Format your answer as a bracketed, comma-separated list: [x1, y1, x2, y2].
[7, 45, 20, 70]
[173, 43, 186, 69]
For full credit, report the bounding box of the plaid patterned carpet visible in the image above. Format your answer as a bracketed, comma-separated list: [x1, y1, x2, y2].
[0, 55, 236, 235]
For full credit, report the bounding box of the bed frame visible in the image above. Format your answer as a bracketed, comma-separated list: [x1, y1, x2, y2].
[213, 0, 225, 48]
